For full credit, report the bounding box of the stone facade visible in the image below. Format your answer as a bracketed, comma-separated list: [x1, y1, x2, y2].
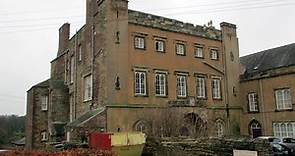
[27, 0, 295, 151]
[240, 52, 295, 138]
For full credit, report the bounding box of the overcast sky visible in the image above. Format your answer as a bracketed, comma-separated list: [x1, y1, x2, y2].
[0, 0, 294, 115]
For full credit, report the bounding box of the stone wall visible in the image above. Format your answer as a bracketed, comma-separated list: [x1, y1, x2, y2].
[143, 137, 273, 156]
[128, 10, 221, 40]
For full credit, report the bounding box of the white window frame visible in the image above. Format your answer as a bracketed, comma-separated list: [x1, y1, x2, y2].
[212, 78, 221, 99]
[273, 122, 295, 138]
[70, 56, 75, 83]
[41, 95, 48, 111]
[134, 36, 145, 49]
[135, 71, 147, 96]
[210, 49, 218, 60]
[155, 40, 165, 52]
[275, 89, 292, 110]
[41, 131, 48, 141]
[84, 75, 92, 101]
[194, 46, 204, 58]
[196, 77, 206, 98]
[177, 75, 187, 98]
[155, 73, 166, 96]
[176, 43, 185, 55]
[248, 93, 259, 112]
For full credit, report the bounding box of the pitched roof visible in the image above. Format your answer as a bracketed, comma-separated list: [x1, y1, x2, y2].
[240, 43, 295, 75]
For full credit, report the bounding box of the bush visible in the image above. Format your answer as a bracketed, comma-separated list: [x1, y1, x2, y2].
[0, 149, 115, 156]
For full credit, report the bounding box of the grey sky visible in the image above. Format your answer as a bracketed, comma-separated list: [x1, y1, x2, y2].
[0, 0, 294, 115]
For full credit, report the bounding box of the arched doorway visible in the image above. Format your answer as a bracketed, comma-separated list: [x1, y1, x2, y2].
[249, 120, 262, 138]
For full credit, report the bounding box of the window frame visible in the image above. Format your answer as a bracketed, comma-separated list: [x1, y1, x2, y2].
[70, 56, 75, 84]
[275, 88, 292, 111]
[134, 71, 147, 96]
[176, 74, 187, 98]
[194, 46, 204, 58]
[210, 49, 219, 60]
[155, 40, 165, 53]
[155, 73, 167, 97]
[41, 95, 48, 111]
[216, 119, 225, 137]
[134, 36, 146, 50]
[84, 74, 93, 101]
[248, 92, 259, 112]
[212, 78, 222, 100]
[175, 43, 186, 56]
[196, 76, 207, 99]
[78, 44, 82, 61]
[273, 122, 295, 138]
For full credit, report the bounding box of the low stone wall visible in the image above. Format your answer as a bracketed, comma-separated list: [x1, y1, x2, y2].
[143, 137, 273, 156]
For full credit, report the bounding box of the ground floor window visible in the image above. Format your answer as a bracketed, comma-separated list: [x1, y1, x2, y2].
[216, 119, 225, 137]
[273, 122, 295, 137]
[134, 120, 148, 134]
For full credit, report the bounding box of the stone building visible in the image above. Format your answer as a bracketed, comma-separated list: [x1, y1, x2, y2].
[240, 43, 295, 138]
[26, 0, 242, 150]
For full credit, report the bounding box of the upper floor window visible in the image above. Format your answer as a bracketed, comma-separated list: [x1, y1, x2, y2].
[135, 71, 147, 96]
[194, 46, 204, 58]
[155, 73, 166, 96]
[155, 40, 165, 52]
[275, 88, 292, 110]
[177, 75, 187, 98]
[248, 92, 259, 112]
[78, 45, 82, 61]
[134, 36, 145, 49]
[41, 95, 48, 111]
[84, 75, 92, 101]
[196, 76, 206, 99]
[70, 56, 75, 83]
[212, 78, 221, 99]
[176, 43, 185, 55]
[210, 49, 219, 60]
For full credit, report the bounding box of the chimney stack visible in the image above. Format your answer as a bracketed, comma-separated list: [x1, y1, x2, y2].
[57, 23, 70, 56]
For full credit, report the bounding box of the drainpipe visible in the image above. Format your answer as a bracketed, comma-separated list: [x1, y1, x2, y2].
[91, 24, 95, 110]
[74, 30, 78, 120]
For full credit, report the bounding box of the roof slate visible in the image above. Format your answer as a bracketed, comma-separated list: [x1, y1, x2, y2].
[240, 43, 295, 75]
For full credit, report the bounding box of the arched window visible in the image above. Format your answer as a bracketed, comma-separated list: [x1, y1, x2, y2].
[281, 123, 287, 137]
[134, 120, 148, 134]
[249, 120, 262, 138]
[274, 123, 281, 137]
[216, 119, 225, 137]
